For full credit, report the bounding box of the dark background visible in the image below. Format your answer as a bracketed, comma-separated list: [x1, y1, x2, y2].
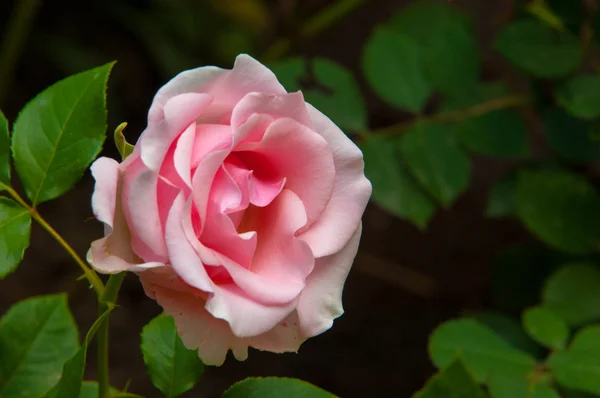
[0, 1, 532, 396]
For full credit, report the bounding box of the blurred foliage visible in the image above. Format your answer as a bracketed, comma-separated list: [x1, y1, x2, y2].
[268, 0, 600, 396]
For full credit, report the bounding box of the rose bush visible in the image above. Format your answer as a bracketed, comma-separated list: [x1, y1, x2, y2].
[87, 54, 371, 365]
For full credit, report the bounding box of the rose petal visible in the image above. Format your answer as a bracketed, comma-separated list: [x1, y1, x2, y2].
[206, 283, 298, 337]
[148, 54, 285, 125]
[248, 311, 305, 353]
[165, 193, 214, 293]
[173, 122, 196, 188]
[236, 117, 335, 226]
[297, 224, 362, 337]
[142, 93, 213, 171]
[138, 267, 246, 366]
[122, 159, 168, 262]
[249, 189, 314, 282]
[299, 105, 372, 257]
[231, 92, 313, 145]
[87, 157, 162, 273]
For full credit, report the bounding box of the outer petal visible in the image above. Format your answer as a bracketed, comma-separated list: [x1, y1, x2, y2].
[87, 157, 162, 273]
[138, 267, 248, 366]
[142, 93, 213, 171]
[206, 283, 298, 338]
[299, 105, 372, 257]
[148, 54, 286, 124]
[296, 224, 362, 337]
[122, 159, 168, 262]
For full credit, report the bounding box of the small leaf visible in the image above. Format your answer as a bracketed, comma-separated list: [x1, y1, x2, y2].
[0, 110, 9, 189]
[0, 295, 79, 398]
[549, 325, 600, 395]
[0, 197, 31, 279]
[488, 373, 560, 398]
[428, 319, 537, 382]
[391, 0, 480, 95]
[491, 243, 572, 315]
[306, 59, 367, 131]
[361, 136, 436, 229]
[522, 306, 569, 350]
[269, 57, 367, 131]
[542, 263, 600, 326]
[11, 62, 115, 205]
[362, 26, 431, 112]
[557, 75, 600, 120]
[486, 172, 518, 218]
[222, 377, 336, 398]
[413, 359, 488, 398]
[400, 122, 471, 207]
[516, 168, 600, 254]
[474, 312, 544, 359]
[141, 314, 204, 397]
[44, 345, 86, 398]
[443, 83, 528, 158]
[542, 108, 600, 164]
[495, 19, 581, 78]
[114, 122, 134, 161]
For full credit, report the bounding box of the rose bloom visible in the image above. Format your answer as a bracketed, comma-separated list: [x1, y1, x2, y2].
[88, 54, 371, 365]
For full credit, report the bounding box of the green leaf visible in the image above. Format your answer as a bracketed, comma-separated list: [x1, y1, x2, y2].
[0, 197, 31, 279]
[543, 263, 600, 326]
[429, 319, 537, 382]
[516, 168, 600, 254]
[0, 110, 9, 189]
[488, 373, 560, 398]
[486, 172, 518, 218]
[474, 312, 544, 359]
[542, 108, 600, 164]
[429, 319, 535, 382]
[522, 306, 569, 350]
[11, 62, 115, 205]
[45, 306, 114, 398]
[222, 377, 336, 398]
[495, 19, 581, 78]
[44, 345, 86, 398]
[114, 122, 134, 161]
[361, 136, 436, 229]
[391, 0, 480, 95]
[491, 243, 572, 315]
[400, 122, 471, 207]
[0, 294, 79, 398]
[557, 75, 600, 120]
[269, 58, 367, 131]
[443, 83, 528, 158]
[362, 26, 431, 113]
[413, 359, 488, 398]
[549, 325, 600, 395]
[141, 314, 204, 397]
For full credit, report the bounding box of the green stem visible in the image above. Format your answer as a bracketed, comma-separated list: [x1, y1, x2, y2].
[97, 273, 126, 398]
[262, 0, 366, 62]
[4, 185, 104, 296]
[373, 95, 530, 137]
[0, 0, 42, 105]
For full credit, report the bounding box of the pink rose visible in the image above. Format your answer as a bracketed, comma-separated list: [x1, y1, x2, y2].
[87, 55, 371, 365]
